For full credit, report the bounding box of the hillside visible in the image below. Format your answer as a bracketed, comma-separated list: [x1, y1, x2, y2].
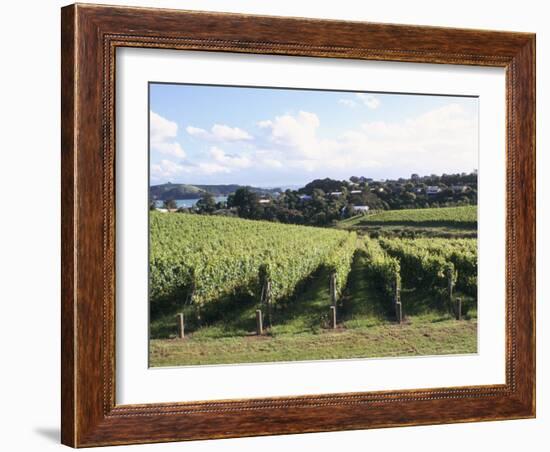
[352, 205, 477, 228]
[150, 182, 280, 200]
[337, 205, 477, 238]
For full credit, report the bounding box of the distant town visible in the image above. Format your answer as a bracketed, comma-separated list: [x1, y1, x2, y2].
[150, 171, 478, 227]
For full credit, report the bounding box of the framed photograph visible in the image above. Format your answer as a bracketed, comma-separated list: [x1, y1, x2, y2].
[61, 3, 535, 447]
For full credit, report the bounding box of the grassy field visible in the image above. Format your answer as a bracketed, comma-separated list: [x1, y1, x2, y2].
[149, 250, 477, 367]
[150, 321, 477, 366]
[337, 205, 477, 238]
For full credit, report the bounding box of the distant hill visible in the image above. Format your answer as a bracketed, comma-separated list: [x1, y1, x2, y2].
[150, 183, 281, 200]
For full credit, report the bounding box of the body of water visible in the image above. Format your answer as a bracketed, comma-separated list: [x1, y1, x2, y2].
[154, 196, 228, 209]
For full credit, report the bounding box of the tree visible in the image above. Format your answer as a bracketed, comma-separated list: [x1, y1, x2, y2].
[228, 187, 261, 219]
[163, 199, 177, 210]
[195, 193, 217, 214]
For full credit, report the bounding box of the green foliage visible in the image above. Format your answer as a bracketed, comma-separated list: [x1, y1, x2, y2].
[324, 232, 357, 297]
[379, 237, 477, 295]
[360, 205, 477, 228]
[408, 238, 477, 295]
[162, 199, 177, 210]
[363, 236, 401, 297]
[150, 212, 357, 311]
[195, 193, 217, 213]
[227, 187, 262, 218]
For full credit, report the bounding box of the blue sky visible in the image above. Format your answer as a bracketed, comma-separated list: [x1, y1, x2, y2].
[149, 83, 478, 188]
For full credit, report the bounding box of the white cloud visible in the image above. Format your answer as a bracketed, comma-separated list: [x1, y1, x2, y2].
[258, 111, 328, 159]
[151, 146, 253, 181]
[255, 104, 476, 175]
[355, 93, 380, 109]
[185, 126, 208, 138]
[338, 94, 380, 109]
[196, 162, 231, 175]
[338, 98, 357, 108]
[341, 103, 477, 173]
[150, 111, 186, 158]
[211, 124, 252, 141]
[186, 124, 252, 142]
[209, 146, 252, 169]
[151, 159, 187, 180]
[153, 102, 476, 184]
[261, 158, 283, 169]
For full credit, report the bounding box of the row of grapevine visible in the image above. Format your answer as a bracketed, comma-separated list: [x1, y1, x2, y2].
[363, 236, 400, 297]
[361, 205, 477, 227]
[379, 238, 477, 296]
[150, 212, 357, 309]
[325, 232, 358, 298]
[408, 238, 477, 295]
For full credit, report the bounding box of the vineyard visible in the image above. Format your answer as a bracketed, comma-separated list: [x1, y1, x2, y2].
[379, 237, 477, 296]
[150, 212, 356, 310]
[149, 210, 478, 366]
[338, 205, 477, 238]
[359, 205, 476, 225]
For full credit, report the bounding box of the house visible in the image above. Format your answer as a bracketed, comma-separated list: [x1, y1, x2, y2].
[451, 185, 468, 193]
[299, 194, 312, 201]
[155, 208, 179, 213]
[329, 191, 343, 197]
[353, 205, 370, 213]
[258, 199, 271, 204]
[426, 186, 441, 195]
[350, 190, 362, 195]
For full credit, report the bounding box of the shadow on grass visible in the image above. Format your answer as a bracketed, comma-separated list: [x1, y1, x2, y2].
[340, 250, 393, 324]
[350, 225, 477, 239]
[150, 249, 477, 340]
[149, 268, 335, 339]
[400, 286, 477, 321]
[360, 220, 477, 229]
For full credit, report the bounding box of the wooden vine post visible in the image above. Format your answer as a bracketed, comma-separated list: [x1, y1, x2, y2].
[455, 298, 462, 321]
[186, 267, 201, 325]
[330, 305, 337, 329]
[329, 271, 338, 328]
[176, 313, 185, 339]
[256, 309, 263, 335]
[259, 265, 273, 328]
[394, 277, 402, 324]
[329, 271, 337, 306]
[446, 265, 456, 315]
[329, 271, 338, 329]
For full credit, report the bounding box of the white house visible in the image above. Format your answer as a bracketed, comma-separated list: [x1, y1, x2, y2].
[155, 208, 179, 213]
[426, 186, 441, 195]
[353, 205, 370, 213]
[329, 191, 343, 197]
[350, 190, 362, 194]
[451, 185, 468, 193]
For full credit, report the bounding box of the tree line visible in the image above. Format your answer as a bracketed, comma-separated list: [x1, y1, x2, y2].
[154, 172, 478, 227]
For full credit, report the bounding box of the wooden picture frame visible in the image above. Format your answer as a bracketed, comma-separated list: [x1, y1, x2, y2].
[61, 3, 535, 447]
